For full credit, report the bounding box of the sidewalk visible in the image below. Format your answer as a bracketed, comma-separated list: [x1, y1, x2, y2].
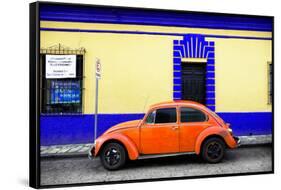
[40, 135, 272, 157]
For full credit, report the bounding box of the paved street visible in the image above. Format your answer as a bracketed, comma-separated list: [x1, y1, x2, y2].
[40, 145, 272, 186]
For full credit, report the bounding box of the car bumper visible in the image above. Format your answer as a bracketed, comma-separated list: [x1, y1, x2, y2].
[233, 136, 241, 147]
[88, 145, 96, 160]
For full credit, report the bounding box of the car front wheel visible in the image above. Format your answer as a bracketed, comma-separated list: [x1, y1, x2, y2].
[100, 142, 127, 170]
[201, 137, 225, 163]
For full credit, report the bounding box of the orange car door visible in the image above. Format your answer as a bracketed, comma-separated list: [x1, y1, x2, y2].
[179, 107, 210, 152]
[140, 107, 179, 154]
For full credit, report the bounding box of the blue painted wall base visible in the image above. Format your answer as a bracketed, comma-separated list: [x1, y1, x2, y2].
[217, 112, 272, 136]
[40, 112, 272, 146]
[40, 114, 144, 146]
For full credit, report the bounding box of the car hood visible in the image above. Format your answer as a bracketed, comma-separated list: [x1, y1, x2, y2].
[103, 119, 142, 135]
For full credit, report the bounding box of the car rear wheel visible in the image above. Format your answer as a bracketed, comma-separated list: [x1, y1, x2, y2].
[201, 137, 225, 163]
[100, 142, 127, 170]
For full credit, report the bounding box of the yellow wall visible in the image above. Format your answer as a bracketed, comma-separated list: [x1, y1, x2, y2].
[209, 38, 272, 112]
[41, 21, 271, 39]
[41, 31, 176, 113]
[40, 21, 272, 113]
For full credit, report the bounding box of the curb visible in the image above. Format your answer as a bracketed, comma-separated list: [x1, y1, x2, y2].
[238, 135, 272, 145]
[40, 135, 272, 158]
[40, 143, 92, 158]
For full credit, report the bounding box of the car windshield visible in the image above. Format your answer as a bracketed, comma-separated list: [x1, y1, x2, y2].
[146, 111, 156, 123]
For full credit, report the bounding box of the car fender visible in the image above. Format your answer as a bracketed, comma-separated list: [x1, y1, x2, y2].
[195, 127, 235, 154]
[95, 133, 139, 160]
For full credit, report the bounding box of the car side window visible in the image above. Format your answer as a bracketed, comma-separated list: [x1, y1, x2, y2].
[146, 110, 156, 124]
[154, 108, 177, 124]
[180, 107, 207, 122]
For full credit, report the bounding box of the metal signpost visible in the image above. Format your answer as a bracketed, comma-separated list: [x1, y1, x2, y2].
[94, 59, 101, 143]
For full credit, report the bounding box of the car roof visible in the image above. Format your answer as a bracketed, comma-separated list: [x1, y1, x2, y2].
[149, 100, 205, 109]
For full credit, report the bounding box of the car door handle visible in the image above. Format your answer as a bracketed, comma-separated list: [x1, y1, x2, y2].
[172, 126, 179, 130]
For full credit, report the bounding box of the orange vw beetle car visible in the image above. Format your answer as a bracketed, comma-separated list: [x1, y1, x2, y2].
[89, 100, 240, 170]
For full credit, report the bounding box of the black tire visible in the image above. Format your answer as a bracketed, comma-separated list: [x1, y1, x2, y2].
[100, 142, 127, 170]
[201, 137, 225, 163]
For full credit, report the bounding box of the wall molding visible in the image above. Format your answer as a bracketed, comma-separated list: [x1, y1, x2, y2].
[40, 4, 273, 32]
[40, 27, 272, 41]
[173, 34, 216, 111]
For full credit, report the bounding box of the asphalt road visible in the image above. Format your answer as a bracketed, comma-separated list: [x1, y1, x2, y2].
[40, 145, 272, 186]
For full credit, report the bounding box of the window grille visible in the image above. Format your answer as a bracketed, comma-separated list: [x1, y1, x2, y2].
[40, 44, 86, 114]
[268, 62, 272, 105]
